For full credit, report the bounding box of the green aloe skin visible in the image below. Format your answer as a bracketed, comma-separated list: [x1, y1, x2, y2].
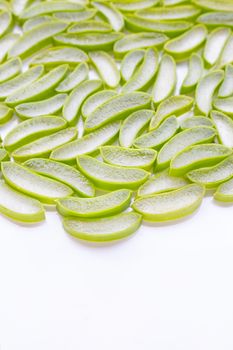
[0, 0, 232, 241]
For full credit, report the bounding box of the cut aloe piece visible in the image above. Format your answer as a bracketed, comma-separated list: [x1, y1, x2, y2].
[0, 180, 45, 223]
[4, 115, 67, 151]
[68, 20, 112, 34]
[15, 94, 67, 119]
[187, 155, 233, 188]
[150, 95, 193, 130]
[214, 96, 233, 117]
[120, 49, 145, 82]
[181, 116, 214, 130]
[23, 15, 52, 32]
[197, 12, 233, 28]
[137, 5, 200, 21]
[157, 126, 216, 169]
[192, 0, 233, 11]
[0, 148, 9, 162]
[0, 58, 22, 83]
[100, 146, 157, 169]
[122, 48, 158, 93]
[9, 22, 68, 59]
[93, 1, 124, 32]
[211, 110, 233, 148]
[85, 92, 151, 132]
[218, 34, 233, 68]
[152, 54, 176, 105]
[77, 155, 149, 190]
[164, 25, 207, 60]
[170, 144, 232, 176]
[24, 158, 95, 197]
[63, 79, 102, 125]
[137, 168, 189, 197]
[6, 65, 68, 106]
[57, 189, 131, 217]
[204, 28, 231, 68]
[0, 33, 20, 63]
[181, 53, 203, 93]
[55, 33, 123, 51]
[81, 90, 117, 120]
[89, 51, 120, 88]
[0, 11, 12, 38]
[132, 183, 204, 222]
[119, 109, 153, 148]
[195, 70, 224, 116]
[114, 0, 159, 12]
[56, 62, 88, 93]
[12, 127, 77, 162]
[0, 104, 13, 124]
[214, 178, 233, 202]
[218, 65, 233, 98]
[53, 9, 96, 23]
[50, 121, 120, 164]
[134, 116, 178, 150]
[63, 212, 142, 242]
[1, 162, 73, 204]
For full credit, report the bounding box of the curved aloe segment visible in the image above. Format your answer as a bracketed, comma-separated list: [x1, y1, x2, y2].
[157, 126, 216, 169]
[82, 90, 117, 120]
[134, 116, 178, 150]
[119, 109, 153, 148]
[63, 79, 102, 125]
[4, 115, 67, 151]
[137, 168, 189, 197]
[68, 20, 111, 34]
[0, 33, 19, 63]
[214, 178, 233, 202]
[89, 51, 120, 88]
[100, 146, 157, 169]
[122, 48, 158, 93]
[133, 184, 204, 222]
[164, 25, 207, 60]
[0, 11, 12, 38]
[214, 96, 233, 117]
[57, 189, 131, 218]
[150, 95, 193, 130]
[0, 104, 13, 124]
[6, 65, 68, 106]
[23, 15, 52, 32]
[195, 70, 224, 116]
[12, 127, 77, 162]
[137, 5, 200, 21]
[204, 28, 231, 68]
[53, 9, 96, 23]
[24, 158, 95, 197]
[197, 12, 233, 28]
[187, 156, 233, 188]
[50, 122, 120, 164]
[0, 58, 22, 83]
[9, 22, 68, 59]
[0, 180, 45, 223]
[77, 155, 149, 191]
[0, 148, 9, 162]
[218, 65, 233, 98]
[218, 34, 233, 68]
[192, 0, 233, 11]
[181, 116, 214, 130]
[211, 110, 233, 148]
[181, 53, 203, 93]
[152, 54, 176, 105]
[93, 1, 124, 32]
[120, 49, 145, 82]
[170, 144, 232, 176]
[56, 62, 88, 93]
[63, 212, 142, 242]
[85, 92, 151, 132]
[114, 0, 159, 12]
[15, 94, 67, 119]
[1, 162, 73, 204]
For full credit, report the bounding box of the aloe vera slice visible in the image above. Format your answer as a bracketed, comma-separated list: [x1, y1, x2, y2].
[0, 148, 9, 162]
[81, 90, 117, 120]
[152, 54, 176, 105]
[12, 127, 77, 162]
[0, 58, 21, 83]
[204, 28, 231, 67]
[170, 144, 232, 176]
[164, 25, 207, 60]
[114, 0, 159, 12]
[77, 155, 149, 190]
[89, 51, 120, 88]
[0, 11, 12, 38]
[0, 104, 13, 124]
[137, 168, 189, 197]
[181, 116, 214, 130]
[192, 0, 233, 11]
[100, 146, 157, 169]
[197, 12, 233, 28]
[132, 183, 204, 222]
[195, 70, 224, 116]
[56, 62, 88, 93]
[211, 110, 233, 148]
[181, 53, 203, 93]
[137, 5, 200, 21]
[218, 34, 233, 68]
[68, 20, 112, 34]
[4, 115, 67, 151]
[63, 212, 142, 242]
[214, 178, 233, 202]
[214, 96, 233, 117]
[50, 121, 120, 164]
[120, 49, 145, 82]
[157, 126, 216, 169]
[6, 64, 68, 106]
[1, 162, 73, 204]
[0, 180, 45, 223]
[150, 95, 193, 130]
[53, 9, 96, 23]
[24, 158, 95, 197]
[93, 1, 124, 32]
[134, 116, 178, 150]
[218, 65, 233, 98]
[122, 48, 158, 93]
[187, 155, 233, 188]
[119, 109, 153, 148]
[0, 33, 20, 63]
[23, 16, 52, 32]
[63, 79, 102, 125]
[85, 92, 151, 132]
[9, 22, 68, 59]
[57, 189, 131, 217]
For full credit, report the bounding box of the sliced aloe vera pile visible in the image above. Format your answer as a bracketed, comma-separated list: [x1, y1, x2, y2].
[132, 184, 205, 222]
[120, 49, 145, 82]
[0, 58, 21, 83]
[56, 62, 88, 93]
[181, 54, 203, 93]
[214, 97, 233, 117]
[203, 28, 231, 68]
[93, 1, 124, 32]
[218, 65, 233, 98]
[214, 178, 233, 202]
[63, 212, 142, 242]
[197, 12, 233, 28]
[192, 0, 233, 11]
[81, 90, 117, 120]
[137, 5, 200, 21]
[68, 20, 112, 34]
[211, 110, 233, 148]
[181, 116, 214, 130]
